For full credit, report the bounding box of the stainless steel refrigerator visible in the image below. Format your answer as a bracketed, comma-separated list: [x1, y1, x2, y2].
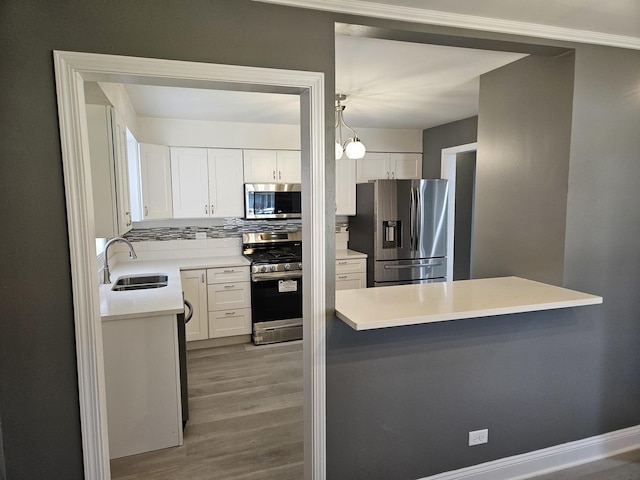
[348, 179, 448, 287]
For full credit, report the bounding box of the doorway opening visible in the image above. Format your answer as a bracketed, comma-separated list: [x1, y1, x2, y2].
[53, 51, 326, 480]
[441, 142, 477, 281]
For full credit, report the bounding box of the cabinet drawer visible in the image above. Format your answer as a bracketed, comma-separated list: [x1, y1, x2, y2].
[336, 258, 366, 274]
[207, 266, 249, 284]
[208, 308, 251, 338]
[336, 273, 366, 291]
[207, 282, 251, 311]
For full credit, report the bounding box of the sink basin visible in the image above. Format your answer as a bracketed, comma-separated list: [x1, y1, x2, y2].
[111, 274, 169, 291]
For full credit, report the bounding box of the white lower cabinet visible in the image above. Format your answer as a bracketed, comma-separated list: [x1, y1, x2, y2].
[102, 314, 182, 458]
[207, 266, 251, 338]
[181, 269, 209, 341]
[336, 258, 367, 290]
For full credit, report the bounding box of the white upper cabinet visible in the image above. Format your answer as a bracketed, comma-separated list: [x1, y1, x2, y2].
[139, 143, 173, 220]
[111, 110, 133, 235]
[274, 150, 301, 183]
[356, 152, 422, 183]
[243, 149, 301, 183]
[390, 153, 423, 180]
[85, 104, 133, 237]
[171, 147, 244, 218]
[171, 147, 209, 218]
[207, 148, 244, 218]
[335, 157, 356, 216]
[86, 104, 118, 238]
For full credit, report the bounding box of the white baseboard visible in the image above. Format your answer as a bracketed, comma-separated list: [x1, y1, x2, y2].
[421, 425, 640, 480]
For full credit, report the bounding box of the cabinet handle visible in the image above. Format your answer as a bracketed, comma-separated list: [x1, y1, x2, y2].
[338, 275, 348, 280]
[225, 311, 236, 316]
[201, 273, 205, 283]
[391, 171, 395, 179]
[338, 261, 348, 265]
[125, 211, 131, 226]
[205, 205, 208, 215]
[224, 269, 235, 273]
[386, 172, 390, 179]
[273, 170, 276, 180]
[224, 284, 235, 289]
[278, 170, 282, 180]
[211, 204, 214, 215]
[144, 206, 148, 217]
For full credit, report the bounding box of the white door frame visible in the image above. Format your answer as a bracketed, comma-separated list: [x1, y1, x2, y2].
[441, 142, 477, 281]
[53, 51, 326, 480]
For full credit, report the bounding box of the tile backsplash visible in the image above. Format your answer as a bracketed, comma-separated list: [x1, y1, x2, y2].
[124, 218, 301, 242]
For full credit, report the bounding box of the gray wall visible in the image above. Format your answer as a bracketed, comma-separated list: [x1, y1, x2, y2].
[0, 1, 335, 477]
[474, 54, 575, 285]
[422, 116, 478, 178]
[2, 1, 640, 479]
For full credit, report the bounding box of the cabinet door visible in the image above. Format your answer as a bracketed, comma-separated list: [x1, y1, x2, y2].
[207, 282, 251, 311]
[86, 104, 118, 238]
[208, 149, 244, 218]
[276, 151, 301, 183]
[111, 110, 132, 235]
[139, 143, 173, 220]
[243, 150, 278, 182]
[391, 153, 422, 179]
[170, 147, 209, 218]
[356, 152, 389, 183]
[336, 273, 366, 290]
[181, 269, 208, 342]
[335, 157, 356, 215]
[208, 308, 251, 338]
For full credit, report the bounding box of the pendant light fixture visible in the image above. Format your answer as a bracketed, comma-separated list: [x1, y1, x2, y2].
[335, 94, 366, 160]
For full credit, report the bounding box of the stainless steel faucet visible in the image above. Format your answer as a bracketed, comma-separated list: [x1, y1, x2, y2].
[102, 237, 138, 284]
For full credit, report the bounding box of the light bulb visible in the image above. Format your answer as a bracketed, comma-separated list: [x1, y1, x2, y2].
[335, 141, 344, 160]
[345, 139, 366, 159]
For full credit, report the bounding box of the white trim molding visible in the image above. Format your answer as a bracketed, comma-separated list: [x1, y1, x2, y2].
[53, 50, 326, 480]
[254, 0, 640, 50]
[421, 424, 640, 480]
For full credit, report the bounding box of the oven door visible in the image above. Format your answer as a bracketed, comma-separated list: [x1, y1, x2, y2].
[250, 272, 302, 323]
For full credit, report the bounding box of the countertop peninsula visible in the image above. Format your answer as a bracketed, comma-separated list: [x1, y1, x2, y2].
[335, 276, 603, 331]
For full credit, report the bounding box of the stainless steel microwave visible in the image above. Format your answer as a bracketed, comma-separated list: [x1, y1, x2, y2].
[244, 183, 302, 219]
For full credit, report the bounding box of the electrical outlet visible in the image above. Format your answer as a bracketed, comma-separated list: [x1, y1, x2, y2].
[195, 232, 207, 240]
[468, 429, 488, 446]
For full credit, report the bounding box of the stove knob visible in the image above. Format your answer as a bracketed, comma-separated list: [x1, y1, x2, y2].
[260, 265, 268, 273]
[270, 265, 277, 272]
[284, 263, 291, 271]
[298, 263, 303, 270]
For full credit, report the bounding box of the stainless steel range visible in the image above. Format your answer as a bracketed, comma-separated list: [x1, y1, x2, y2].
[242, 231, 302, 345]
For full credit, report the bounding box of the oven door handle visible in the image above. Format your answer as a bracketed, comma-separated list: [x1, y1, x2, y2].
[251, 271, 303, 282]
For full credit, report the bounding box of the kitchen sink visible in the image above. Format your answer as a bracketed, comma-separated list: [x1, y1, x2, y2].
[111, 274, 169, 291]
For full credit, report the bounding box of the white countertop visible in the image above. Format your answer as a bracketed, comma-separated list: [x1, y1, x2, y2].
[335, 249, 368, 260]
[99, 256, 249, 321]
[335, 276, 603, 331]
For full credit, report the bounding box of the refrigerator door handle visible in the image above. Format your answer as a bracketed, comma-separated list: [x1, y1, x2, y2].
[384, 261, 443, 270]
[416, 186, 422, 255]
[409, 187, 416, 254]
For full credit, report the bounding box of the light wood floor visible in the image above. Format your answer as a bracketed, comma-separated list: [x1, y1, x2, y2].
[110, 341, 303, 480]
[527, 448, 640, 479]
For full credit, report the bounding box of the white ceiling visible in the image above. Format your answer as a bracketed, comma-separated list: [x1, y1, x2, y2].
[123, 0, 639, 131]
[124, 36, 525, 131]
[123, 85, 301, 125]
[334, 35, 526, 129]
